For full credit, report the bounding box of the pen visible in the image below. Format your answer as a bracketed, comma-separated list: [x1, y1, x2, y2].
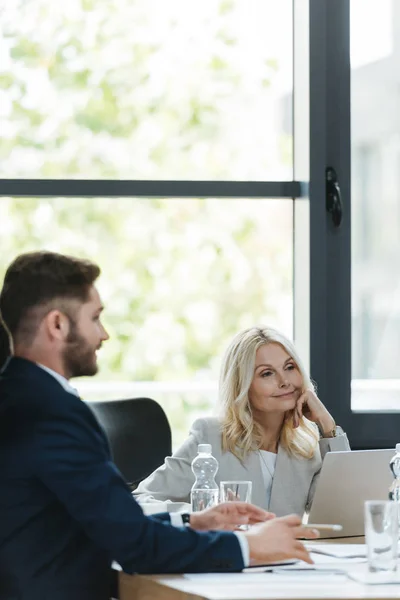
[304, 524, 343, 531]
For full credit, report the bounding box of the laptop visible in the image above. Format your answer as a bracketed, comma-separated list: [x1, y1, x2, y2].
[307, 448, 395, 538]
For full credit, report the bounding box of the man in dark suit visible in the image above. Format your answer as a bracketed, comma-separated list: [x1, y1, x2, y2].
[0, 251, 316, 600]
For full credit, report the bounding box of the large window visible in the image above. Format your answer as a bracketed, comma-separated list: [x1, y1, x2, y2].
[11, 1, 399, 450]
[0, 0, 306, 448]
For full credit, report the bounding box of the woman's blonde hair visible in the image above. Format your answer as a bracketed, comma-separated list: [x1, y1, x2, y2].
[219, 326, 319, 461]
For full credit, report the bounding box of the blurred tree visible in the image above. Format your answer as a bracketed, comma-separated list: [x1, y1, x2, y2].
[0, 196, 292, 381]
[0, 0, 293, 442]
[0, 0, 290, 179]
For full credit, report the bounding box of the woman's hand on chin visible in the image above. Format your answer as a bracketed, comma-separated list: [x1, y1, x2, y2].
[292, 389, 335, 433]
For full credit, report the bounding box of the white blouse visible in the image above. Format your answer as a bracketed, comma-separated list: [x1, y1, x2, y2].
[258, 450, 277, 507]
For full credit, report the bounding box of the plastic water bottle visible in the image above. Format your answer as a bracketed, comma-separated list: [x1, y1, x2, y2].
[388, 443, 400, 503]
[190, 443, 219, 512]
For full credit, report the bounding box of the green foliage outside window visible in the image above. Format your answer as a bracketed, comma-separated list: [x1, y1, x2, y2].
[0, 0, 292, 444]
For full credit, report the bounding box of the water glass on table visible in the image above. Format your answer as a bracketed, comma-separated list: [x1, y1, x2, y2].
[220, 481, 252, 504]
[364, 500, 398, 573]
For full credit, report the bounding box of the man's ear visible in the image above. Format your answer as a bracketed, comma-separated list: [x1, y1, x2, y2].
[43, 310, 70, 342]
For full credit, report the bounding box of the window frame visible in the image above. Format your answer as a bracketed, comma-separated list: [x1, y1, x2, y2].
[309, 0, 400, 449]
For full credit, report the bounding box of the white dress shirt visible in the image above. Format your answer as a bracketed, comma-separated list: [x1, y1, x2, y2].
[36, 363, 79, 396]
[259, 450, 277, 507]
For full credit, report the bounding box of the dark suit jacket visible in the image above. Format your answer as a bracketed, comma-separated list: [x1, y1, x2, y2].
[0, 358, 243, 600]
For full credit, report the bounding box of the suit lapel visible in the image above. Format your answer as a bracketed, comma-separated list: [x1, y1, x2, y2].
[269, 445, 320, 517]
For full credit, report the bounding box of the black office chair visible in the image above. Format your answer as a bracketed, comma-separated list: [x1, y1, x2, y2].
[87, 397, 172, 488]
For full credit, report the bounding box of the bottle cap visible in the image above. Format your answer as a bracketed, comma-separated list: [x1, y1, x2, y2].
[198, 443, 212, 454]
[396, 443, 400, 453]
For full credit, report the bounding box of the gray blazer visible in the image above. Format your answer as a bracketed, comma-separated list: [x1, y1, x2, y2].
[134, 417, 350, 516]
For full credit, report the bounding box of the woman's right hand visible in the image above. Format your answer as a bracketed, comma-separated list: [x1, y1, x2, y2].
[243, 514, 319, 565]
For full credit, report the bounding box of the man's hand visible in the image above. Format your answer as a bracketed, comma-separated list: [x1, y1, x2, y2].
[189, 502, 275, 531]
[243, 514, 319, 565]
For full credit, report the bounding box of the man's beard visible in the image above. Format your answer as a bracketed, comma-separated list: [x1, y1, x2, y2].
[62, 318, 98, 378]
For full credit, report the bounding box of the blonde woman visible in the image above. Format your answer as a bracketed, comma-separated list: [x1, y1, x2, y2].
[134, 326, 350, 515]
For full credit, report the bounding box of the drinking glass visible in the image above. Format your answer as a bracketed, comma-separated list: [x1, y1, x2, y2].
[220, 481, 252, 504]
[365, 500, 398, 573]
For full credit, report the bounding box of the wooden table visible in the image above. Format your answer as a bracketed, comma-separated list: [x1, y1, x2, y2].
[118, 537, 400, 600]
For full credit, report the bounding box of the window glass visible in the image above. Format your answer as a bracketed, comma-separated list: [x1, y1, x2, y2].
[1, 0, 293, 181]
[351, 0, 400, 410]
[0, 197, 293, 443]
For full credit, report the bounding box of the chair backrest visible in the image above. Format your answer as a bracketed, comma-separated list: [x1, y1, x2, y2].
[87, 397, 172, 487]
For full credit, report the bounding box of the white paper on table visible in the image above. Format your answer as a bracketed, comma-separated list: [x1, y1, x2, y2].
[184, 571, 347, 582]
[277, 557, 366, 571]
[184, 553, 366, 582]
[307, 542, 400, 559]
[244, 555, 363, 573]
[305, 543, 367, 559]
[184, 573, 274, 582]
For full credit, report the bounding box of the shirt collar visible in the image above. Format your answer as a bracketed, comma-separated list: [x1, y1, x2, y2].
[36, 363, 80, 397]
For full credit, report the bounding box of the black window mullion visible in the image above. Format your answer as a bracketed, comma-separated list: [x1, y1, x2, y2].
[0, 179, 307, 199]
[309, 0, 351, 428]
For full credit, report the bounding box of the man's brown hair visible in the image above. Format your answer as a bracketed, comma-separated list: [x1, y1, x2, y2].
[0, 251, 100, 346]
